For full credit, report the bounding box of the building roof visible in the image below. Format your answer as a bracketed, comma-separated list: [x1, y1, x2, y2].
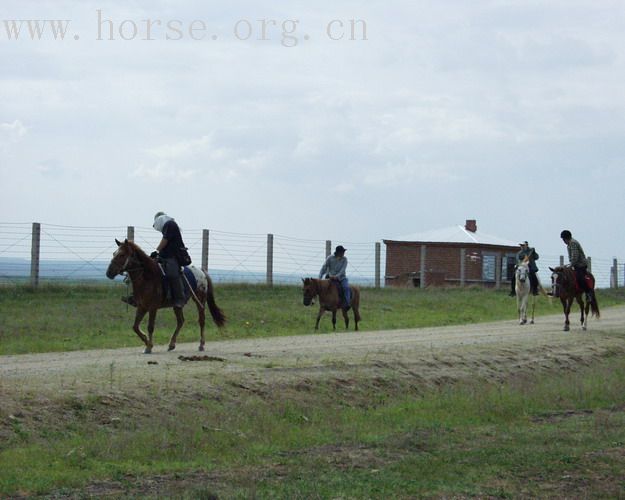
[387, 225, 518, 247]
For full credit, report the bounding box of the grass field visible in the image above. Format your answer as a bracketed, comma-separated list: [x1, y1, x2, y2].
[2, 283, 625, 355]
[2, 284, 625, 497]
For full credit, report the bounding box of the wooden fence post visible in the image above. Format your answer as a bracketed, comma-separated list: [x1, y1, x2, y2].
[420, 244, 427, 288]
[202, 229, 209, 272]
[587, 256, 592, 273]
[30, 222, 41, 287]
[375, 242, 381, 288]
[559, 255, 564, 267]
[126, 226, 134, 242]
[266, 234, 274, 286]
[325, 240, 331, 258]
[612, 258, 618, 289]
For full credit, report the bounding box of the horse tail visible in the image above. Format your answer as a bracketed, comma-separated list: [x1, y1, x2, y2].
[203, 272, 226, 327]
[589, 289, 600, 318]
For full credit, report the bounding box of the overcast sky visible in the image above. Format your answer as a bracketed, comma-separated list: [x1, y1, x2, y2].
[2, 0, 625, 257]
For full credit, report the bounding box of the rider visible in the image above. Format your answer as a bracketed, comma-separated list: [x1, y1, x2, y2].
[152, 211, 186, 309]
[509, 241, 540, 296]
[560, 230, 591, 299]
[319, 245, 351, 310]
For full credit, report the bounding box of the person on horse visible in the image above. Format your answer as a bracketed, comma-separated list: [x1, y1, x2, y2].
[560, 229, 592, 300]
[509, 241, 540, 296]
[319, 245, 351, 310]
[151, 211, 187, 309]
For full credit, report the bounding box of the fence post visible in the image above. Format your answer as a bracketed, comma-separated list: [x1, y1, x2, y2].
[325, 240, 331, 258]
[126, 226, 134, 242]
[30, 222, 41, 288]
[559, 255, 564, 267]
[266, 233, 274, 286]
[202, 229, 209, 272]
[587, 256, 592, 273]
[420, 244, 427, 288]
[375, 242, 381, 288]
[612, 258, 618, 289]
[460, 248, 466, 287]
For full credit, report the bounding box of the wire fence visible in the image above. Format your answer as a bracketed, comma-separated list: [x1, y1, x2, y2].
[1, 222, 623, 289]
[0, 223, 383, 287]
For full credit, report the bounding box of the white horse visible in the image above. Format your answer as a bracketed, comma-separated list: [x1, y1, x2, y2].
[515, 259, 534, 325]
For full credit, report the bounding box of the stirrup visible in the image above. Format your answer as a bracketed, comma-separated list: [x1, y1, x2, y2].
[121, 295, 137, 307]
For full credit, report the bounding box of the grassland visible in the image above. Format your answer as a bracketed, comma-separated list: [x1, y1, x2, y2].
[1, 284, 625, 497]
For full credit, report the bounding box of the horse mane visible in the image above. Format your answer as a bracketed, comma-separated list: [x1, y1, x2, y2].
[126, 240, 160, 275]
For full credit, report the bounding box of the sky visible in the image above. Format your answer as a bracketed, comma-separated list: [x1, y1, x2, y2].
[2, 0, 625, 258]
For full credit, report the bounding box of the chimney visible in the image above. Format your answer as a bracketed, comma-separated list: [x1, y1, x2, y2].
[465, 219, 477, 233]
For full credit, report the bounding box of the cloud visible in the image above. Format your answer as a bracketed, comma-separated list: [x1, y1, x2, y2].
[0, 120, 27, 144]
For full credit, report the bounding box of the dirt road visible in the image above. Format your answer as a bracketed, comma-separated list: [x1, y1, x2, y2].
[2, 307, 625, 399]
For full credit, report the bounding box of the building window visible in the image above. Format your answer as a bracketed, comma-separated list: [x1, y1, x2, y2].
[482, 254, 496, 282]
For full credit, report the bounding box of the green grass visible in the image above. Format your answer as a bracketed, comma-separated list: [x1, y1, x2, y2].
[1, 283, 625, 355]
[2, 356, 625, 497]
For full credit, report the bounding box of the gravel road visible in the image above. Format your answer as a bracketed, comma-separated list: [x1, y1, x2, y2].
[2, 307, 625, 399]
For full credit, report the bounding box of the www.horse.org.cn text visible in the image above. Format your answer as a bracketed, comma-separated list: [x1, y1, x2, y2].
[1, 11, 369, 47]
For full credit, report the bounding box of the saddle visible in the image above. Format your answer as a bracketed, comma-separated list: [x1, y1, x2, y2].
[329, 278, 349, 309]
[573, 271, 595, 294]
[161, 266, 197, 303]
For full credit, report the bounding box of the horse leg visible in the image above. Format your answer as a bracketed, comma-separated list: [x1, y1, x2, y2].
[197, 299, 206, 352]
[578, 295, 587, 330]
[132, 308, 151, 353]
[530, 295, 535, 324]
[168, 307, 185, 351]
[562, 297, 570, 331]
[315, 307, 324, 330]
[341, 308, 349, 330]
[331, 310, 337, 330]
[147, 309, 156, 352]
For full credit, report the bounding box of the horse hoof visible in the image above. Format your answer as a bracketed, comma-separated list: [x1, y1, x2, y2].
[582, 326, 587, 331]
[168, 345, 176, 352]
[199, 345, 205, 352]
[530, 320, 534, 325]
[143, 347, 152, 354]
[563, 326, 570, 332]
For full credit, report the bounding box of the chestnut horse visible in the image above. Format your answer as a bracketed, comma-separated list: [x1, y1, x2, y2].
[302, 278, 361, 331]
[549, 266, 600, 331]
[106, 239, 225, 353]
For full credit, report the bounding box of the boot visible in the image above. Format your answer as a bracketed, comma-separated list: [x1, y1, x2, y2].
[121, 295, 137, 307]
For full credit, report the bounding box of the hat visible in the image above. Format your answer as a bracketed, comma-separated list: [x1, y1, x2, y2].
[154, 211, 166, 220]
[335, 245, 347, 254]
[519, 241, 528, 246]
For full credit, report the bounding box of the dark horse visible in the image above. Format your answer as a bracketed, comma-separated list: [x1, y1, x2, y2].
[549, 266, 600, 331]
[302, 278, 361, 331]
[106, 239, 226, 353]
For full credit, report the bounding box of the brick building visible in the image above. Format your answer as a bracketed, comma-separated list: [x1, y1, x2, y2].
[384, 220, 519, 288]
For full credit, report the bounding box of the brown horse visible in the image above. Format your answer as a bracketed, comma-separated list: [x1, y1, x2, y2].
[106, 239, 225, 353]
[549, 266, 600, 331]
[302, 278, 361, 331]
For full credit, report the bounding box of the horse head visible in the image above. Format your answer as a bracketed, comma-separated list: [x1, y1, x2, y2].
[302, 277, 317, 306]
[515, 260, 530, 283]
[548, 266, 568, 298]
[106, 238, 137, 279]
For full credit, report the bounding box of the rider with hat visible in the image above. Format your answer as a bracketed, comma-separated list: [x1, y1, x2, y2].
[152, 211, 186, 309]
[560, 230, 591, 297]
[510, 241, 540, 296]
[319, 245, 351, 310]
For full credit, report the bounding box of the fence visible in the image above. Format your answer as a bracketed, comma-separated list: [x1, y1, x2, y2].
[1, 222, 623, 289]
[0, 223, 383, 287]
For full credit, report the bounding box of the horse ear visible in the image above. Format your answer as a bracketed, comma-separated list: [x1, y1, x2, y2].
[115, 238, 122, 246]
[124, 238, 128, 244]
[549, 267, 554, 272]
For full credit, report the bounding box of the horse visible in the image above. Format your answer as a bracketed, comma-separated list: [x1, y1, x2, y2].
[106, 239, 226, 353]
[302, 278, 361, 331]
[515, 259, 533, 325]
[549, 266, 600, 331]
